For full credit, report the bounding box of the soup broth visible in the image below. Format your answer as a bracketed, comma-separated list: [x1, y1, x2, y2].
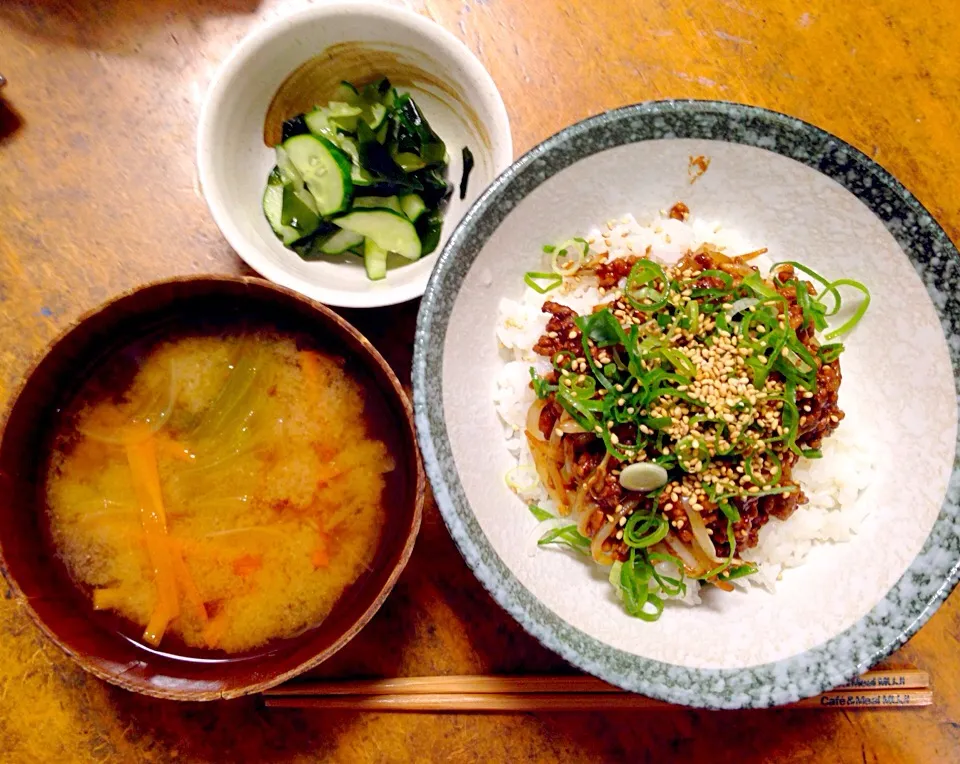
[45, 329, 393, 654]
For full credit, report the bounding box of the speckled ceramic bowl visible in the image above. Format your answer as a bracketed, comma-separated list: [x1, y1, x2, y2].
[412, 101, 960, 709]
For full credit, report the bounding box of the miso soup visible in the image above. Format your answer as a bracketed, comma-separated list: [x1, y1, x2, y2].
[44, 329, 393, 654]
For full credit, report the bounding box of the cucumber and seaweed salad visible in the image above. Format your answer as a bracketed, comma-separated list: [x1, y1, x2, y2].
[262, 77, 466, 281]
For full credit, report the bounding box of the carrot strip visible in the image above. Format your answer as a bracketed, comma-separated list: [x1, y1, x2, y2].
[299, 350, 324, 408]
[155, 432, 196, 463]
[125, 432, 180, 647]
[170, 546, 208, 625]
[232, 553, 263, 578]
[313, 462, 344, 489]
[92, 587, 129, 611]
[310, 532, 330, 569]
[201, 610, 230, 650]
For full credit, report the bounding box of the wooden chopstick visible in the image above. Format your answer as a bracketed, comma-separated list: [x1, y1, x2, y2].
[264, 669, 929, 697]
[264, 688, 932, 712]
[833, 669, 929, 692]
[263, 669, 931, 711]
[266, 675, 624, 696]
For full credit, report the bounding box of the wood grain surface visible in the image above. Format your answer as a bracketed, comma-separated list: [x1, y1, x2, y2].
[1, 0, 959, 761]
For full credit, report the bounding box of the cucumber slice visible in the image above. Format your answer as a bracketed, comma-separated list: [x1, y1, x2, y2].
[327, 102, 363, 132]
[319, 227, 364, 255]
[416, 209, 444, 255]
[263, 184, 303, 245]
[351, 167, 375, 186]
[361, 102, 387, 130]
[352, 195, 403, 214]
[280, 185, 320, 236]
[362, 78, 391, 103]
[336, 135, 361, 165]
[282, 134, 353, 216]
[303, 109, 338, 143]
[363, 238, 388, 281]
[393, 152, 426, 172]
[334, 209, 422, 261]
[332, 136, 374, 186]
[333, 81, 360, 105]
[275, 146, 305, 189]
[400, 193, 426, 222]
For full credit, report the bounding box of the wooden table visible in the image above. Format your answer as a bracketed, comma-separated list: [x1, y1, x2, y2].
[1, 0, 959, 761]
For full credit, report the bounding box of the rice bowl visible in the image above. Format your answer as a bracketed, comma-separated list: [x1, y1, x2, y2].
[413, 100, 960, 707]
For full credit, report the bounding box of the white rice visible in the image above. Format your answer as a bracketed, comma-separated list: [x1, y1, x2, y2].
[494, 212, 874, 599]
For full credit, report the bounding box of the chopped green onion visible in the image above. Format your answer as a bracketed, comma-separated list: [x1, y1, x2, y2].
[744, 448, 782, 486]
[622, 511, 669, 549]
[676, 434, 709, 472]
[720, 563, 758, 581]
[556, 389, 600, 431]
[742, 271, 782, 301]
[528, 504, 554, 522]
[529, 367, 555, 399]
[524, 271, 562, 294]
[552, 349, 577, 370]
[824, 279, 871, 339]
[647, 550, 687, 596]
[538, 524, 590, 554]
[551, 238, 588, 276]
[577, 309, 627, 347]
[617, 550, 668, 621]
[818, 342, 844, 363]
[772, 261, 842, 315]
[566, 374, 597, 399]
[660, 348, 696, 378]
[700, 519, 737, 580]
[625, 260, 671, 312]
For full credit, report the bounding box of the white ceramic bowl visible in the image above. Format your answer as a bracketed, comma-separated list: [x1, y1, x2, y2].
[198, 2, 512, 308]
[413, 101, 960, 708]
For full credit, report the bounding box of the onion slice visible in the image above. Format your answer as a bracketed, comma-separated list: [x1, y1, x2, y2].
[724, 297, 759, 322]
[663, 532, 703, 578]
[525, 431, 569, 511]
[590, 520, 617, 565]
[682, 498, 722, 563]
[526, 399, 548, 441]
